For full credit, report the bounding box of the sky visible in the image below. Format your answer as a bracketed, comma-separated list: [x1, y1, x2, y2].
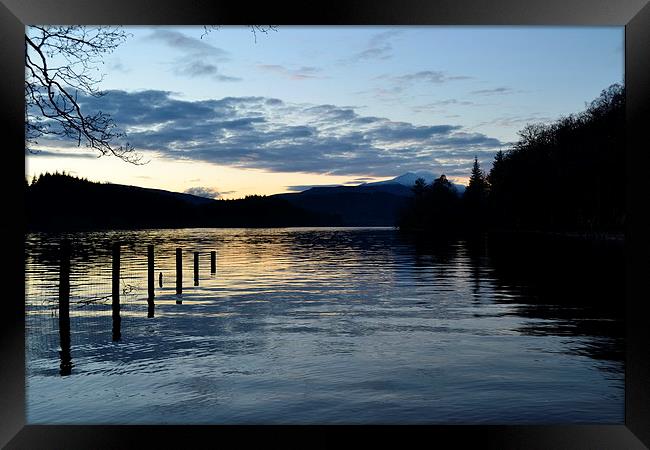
[25, 26, 624, 199]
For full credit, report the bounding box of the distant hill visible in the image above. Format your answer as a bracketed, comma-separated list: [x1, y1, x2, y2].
[274, 172, 465, 226]
[26, 173, 335, 230]
[275, 189, 409, 226]
[26, 171, 466, 230]
[148, 188, 217, 206]
[274, 175, 416, 226]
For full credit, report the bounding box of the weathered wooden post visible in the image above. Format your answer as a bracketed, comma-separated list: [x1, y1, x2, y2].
[194, 251, 199, 286]
[148, 245, 155, 300]
[176, 247, 182, 303]
[59, 240, 70, 317]
[112, 242, 121, 341]
[147, 244, 155, 318]
[59, 239, 72, 375]
[210, 251, 216, 274]
[159, 272, 163, 288]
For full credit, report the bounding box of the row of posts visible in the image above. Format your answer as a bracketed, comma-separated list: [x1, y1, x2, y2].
[57, 241, 217, 374]
[73, 242, 217, 307]
[173, 247, 217, 297]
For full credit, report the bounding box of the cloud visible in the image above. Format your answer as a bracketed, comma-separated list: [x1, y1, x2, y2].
[392, 71, 473, 84]
[184, 186, 221, 199]
[343, 30, 402, 63]
[471, 113, 554, 129]
[470, 87, 520, 96]
[257, 64, 325, 80]
[173, 63, 241, 82]
[55, 89, 503, 178]
[145, 30, 229, 58]
[358, 71, 473, 102]
[108, 58, 131, 74]
[285, 184, 341, 192]
[411, 99, 475, 113]
[25, 149, 98, 159]
[144, 29, 239, 82]
[354, 47, 392, 61]
[370, 123, 462, 141]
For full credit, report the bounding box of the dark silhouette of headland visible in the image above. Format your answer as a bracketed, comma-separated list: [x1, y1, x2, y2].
[398, 83, 625, 237]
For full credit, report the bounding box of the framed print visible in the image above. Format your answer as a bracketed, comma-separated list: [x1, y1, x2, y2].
[1, 0, 649, 448]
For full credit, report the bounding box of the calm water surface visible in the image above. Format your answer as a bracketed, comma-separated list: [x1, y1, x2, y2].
[25, 228, 625, 424]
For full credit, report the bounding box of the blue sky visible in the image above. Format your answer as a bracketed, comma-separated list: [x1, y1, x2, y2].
[26, 26, 624, 198]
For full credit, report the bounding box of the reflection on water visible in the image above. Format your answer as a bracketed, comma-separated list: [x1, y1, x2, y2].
[25, 228, 624, 424]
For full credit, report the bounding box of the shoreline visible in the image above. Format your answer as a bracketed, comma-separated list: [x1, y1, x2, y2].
[487, 229, 625, 242]
[25, 224, 625, 242]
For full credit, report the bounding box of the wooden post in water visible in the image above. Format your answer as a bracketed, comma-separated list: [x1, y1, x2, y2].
[147, 244, 155, 318]
[112, 242, 121, 341]
[148, 245, 155, 300]
[194, 251, 199, 286]
[210, 251, 216, 274]
[59, 240, 70, 316]
[58, 239, 72, 375]
[176, 247, 182, 303]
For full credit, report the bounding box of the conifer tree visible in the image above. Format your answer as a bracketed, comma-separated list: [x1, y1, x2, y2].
[463, 156, 489, 229]
[412, 177, 427, 198]
[466, 156, 487, 196]
[464, 156, 488, 204]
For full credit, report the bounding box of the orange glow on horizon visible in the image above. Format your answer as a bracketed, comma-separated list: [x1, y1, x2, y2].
[25, 150, 398, 199]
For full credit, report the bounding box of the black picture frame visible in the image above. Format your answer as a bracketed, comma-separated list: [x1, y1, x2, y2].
[1, 1, 648, 448]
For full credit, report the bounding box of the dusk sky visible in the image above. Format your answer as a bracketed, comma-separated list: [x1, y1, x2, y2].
[25, 26, 623, 199]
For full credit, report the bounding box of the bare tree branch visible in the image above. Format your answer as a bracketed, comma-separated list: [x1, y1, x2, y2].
[26, 26, 278, 165]
[25, 26, 145, 164]
[201, 25, 278, 43]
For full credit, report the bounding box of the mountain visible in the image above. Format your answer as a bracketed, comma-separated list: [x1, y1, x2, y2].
[365, 171, 466, 193]
[273, 172, 467, 226]
[366, 171, 438, 187]
[275, 188, 409, 226]
[273, 174, 416, 226]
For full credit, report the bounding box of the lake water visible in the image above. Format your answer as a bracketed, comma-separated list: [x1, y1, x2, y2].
[25, 228, 625, 424]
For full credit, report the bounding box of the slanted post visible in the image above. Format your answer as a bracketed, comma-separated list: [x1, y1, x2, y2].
[194, 251, 199, 286]
[176, 247, 182, 303]
[112, 242, 121, 341]
[210, 251, 216, 274]
[59, 239, 72, 375]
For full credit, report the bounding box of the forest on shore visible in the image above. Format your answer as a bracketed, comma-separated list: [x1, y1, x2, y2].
[398, 83, 625, 234]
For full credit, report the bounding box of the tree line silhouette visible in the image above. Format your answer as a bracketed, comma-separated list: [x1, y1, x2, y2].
[26, 172, 337, 230]
[398, 83, 625, 234]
